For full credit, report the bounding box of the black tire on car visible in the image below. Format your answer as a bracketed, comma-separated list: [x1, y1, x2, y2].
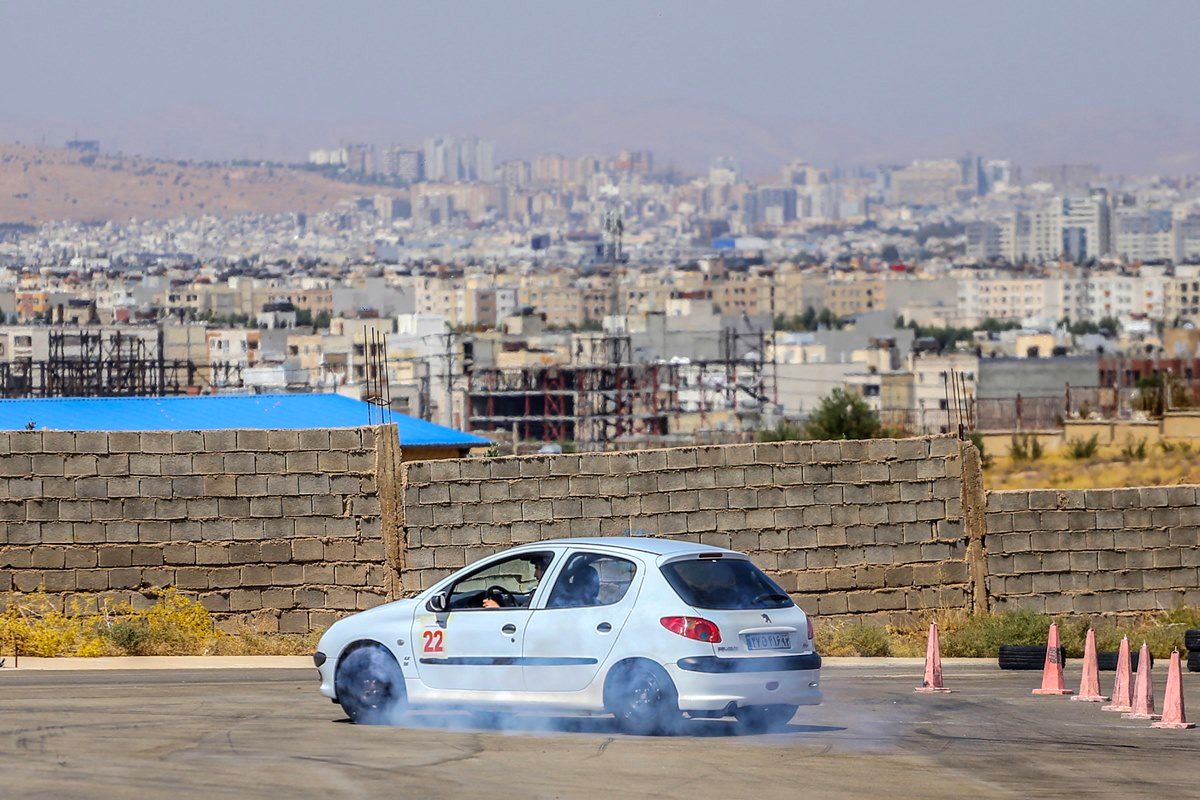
[734, 704, 798, 734]
[997, 644, 1067, 671]
[1184, 629, 1200, 652]
[1188, 650, 1200, 673]
[608, 662, 680, 736]
[335, 644, 406, 725]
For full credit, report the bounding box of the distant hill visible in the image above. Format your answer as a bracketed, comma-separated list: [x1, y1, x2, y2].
[0, 143, 403, 224]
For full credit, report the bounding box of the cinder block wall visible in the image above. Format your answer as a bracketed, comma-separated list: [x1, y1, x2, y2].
[985, 487, 1200, 615]
[0, 426, 402, 633]
[402, 436, 972, 623]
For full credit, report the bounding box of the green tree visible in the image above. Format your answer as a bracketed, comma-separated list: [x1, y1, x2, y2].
[756, 420, 806, 442]
[805, 388, 882, 440]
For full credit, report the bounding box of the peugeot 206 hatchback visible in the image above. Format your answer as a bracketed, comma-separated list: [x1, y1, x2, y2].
[314, 537, 821, 734]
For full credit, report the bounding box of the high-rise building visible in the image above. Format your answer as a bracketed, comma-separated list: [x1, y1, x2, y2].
[1114, 207, 1173, 262]
[343, 143, 374, 174]
[382, 146, 423, 182]
[743, 187, 797, 228]
[423, 135, 495, 182]
[423, 137, 456, 182]
[1062, 190, 1111, 263]
[532, 154, 572, 187]
[613, 149, 653, 175]
[708, 156, 740, 186]
[1176, 214, 1200, 262]
[965, 221, 1003, 261]
[982, 160, 1016, 193]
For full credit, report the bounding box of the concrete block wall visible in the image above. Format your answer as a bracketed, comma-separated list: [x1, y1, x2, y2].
[0, 426, 400, 633]
[402, 435, 971, 623]
[985, 486, 1200, 615]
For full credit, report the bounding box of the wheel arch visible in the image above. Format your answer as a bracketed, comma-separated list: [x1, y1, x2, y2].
[602, 656, 677, 712]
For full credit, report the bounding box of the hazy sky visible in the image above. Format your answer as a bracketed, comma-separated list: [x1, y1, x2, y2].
[3, 1, 1200, 172]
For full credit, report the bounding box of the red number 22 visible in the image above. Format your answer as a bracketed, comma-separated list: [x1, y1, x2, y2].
[422, 629, 444, 653]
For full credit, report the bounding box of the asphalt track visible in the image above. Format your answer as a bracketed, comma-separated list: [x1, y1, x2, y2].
[1, 662, 1197, 799]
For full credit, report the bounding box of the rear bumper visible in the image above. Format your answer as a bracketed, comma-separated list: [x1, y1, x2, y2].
[677, 653, 822, 673]
[667, 654, 822, 712]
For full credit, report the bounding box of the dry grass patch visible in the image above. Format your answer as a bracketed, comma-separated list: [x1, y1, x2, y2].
[984, 444, 1200, 490]
[817, 608, 1200, 660]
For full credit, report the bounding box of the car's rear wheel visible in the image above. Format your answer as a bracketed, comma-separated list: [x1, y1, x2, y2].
[734, 704, 797, 734]
[609, 662, 680, 736]
[335, 644, 405, 725]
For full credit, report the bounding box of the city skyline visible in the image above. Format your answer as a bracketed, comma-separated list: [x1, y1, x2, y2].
[3, 2, 1200, 174]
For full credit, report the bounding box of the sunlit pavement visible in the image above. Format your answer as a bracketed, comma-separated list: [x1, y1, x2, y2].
[1, 663, 1196, 799]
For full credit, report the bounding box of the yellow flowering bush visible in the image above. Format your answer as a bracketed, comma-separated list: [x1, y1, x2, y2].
[0, 589, 221, 657]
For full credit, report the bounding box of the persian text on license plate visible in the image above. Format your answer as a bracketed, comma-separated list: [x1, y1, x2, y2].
[746, 633, 791, 651]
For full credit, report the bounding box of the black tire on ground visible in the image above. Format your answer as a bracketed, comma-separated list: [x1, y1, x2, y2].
[1188, 650, 1200, 673]
[1096, 651, 1150, 672]
[733, 704, 798, 734]
[334, 644, 406, 725]
[997, 644, 1067, 671]
[1184, 629, 1200, 652]
[607, 662, 680, 736]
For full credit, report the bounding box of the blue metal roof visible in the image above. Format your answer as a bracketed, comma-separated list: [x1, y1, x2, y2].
[0, 394, 489, 448]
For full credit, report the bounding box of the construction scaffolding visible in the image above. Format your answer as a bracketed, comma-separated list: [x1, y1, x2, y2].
[0, 328, 207, 398]
[467, 330, 770, 450]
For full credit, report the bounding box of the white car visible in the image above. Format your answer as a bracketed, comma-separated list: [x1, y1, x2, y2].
[314, 537, 821, 734]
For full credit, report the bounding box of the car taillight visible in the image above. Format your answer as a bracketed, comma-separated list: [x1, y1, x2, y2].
[660, 616, 722, 643]
[806, 616, 815, 641]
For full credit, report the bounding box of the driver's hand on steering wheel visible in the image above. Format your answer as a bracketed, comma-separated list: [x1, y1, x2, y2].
[482, 598, 500, 609]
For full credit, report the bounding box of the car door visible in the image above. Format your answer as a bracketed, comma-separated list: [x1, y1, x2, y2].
[521, 550, 643, 693]
[413, 550, 555, 693]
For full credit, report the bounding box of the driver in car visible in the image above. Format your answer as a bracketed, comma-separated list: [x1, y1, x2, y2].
[480, 555, 551, 608]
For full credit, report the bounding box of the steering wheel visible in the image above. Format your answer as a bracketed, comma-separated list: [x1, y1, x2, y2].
[484, 585, 516, 608]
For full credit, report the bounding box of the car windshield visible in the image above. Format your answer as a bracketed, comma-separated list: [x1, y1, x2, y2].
[660, 558, 794, 610]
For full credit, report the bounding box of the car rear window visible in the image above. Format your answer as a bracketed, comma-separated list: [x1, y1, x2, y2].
[660, 558, 794, 610]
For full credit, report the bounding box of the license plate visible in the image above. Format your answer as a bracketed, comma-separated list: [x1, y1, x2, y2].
[745, 633, 791, 651]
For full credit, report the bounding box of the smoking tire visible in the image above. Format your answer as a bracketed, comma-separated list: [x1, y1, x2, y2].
[1184, 629, 1200, 652]
[608, 661, 680, 736]
[335, 644, 406, 725]
[997, 645, 1067, 670]
[733, 704, 798, 734]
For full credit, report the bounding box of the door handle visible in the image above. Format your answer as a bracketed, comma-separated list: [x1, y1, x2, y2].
[597, 622, 612, 633]
[501, 623, 517, 635]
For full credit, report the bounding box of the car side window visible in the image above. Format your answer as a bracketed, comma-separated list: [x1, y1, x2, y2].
[546, 552, 637, 609]
[447, 551, 554, 610]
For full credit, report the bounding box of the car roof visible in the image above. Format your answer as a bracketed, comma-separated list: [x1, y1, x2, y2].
[517, 536, 735, 557]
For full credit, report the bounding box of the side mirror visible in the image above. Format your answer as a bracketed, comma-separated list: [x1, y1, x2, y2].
[426, 591, 448, 613]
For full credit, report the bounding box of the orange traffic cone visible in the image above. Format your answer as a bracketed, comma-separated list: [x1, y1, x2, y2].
[1151, 650, 1193, 729]
[1122, 642, 1160, 720]
[1103, 636, 1134, 712]
[1032, 622, 1073, 695]
[1071, 628, 1109, 702]
[915, 621, 951, 693]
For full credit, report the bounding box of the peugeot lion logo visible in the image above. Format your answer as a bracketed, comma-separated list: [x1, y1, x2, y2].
[761, 613, 771, 623]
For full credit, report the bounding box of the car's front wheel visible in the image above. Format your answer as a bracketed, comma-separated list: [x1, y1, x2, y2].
[335, 644, 406, 725]
[733, 704, 797, 733]
[609, 662, 680, 736]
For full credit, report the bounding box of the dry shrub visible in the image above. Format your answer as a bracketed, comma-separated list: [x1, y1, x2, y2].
[0, 589, 325, 657]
